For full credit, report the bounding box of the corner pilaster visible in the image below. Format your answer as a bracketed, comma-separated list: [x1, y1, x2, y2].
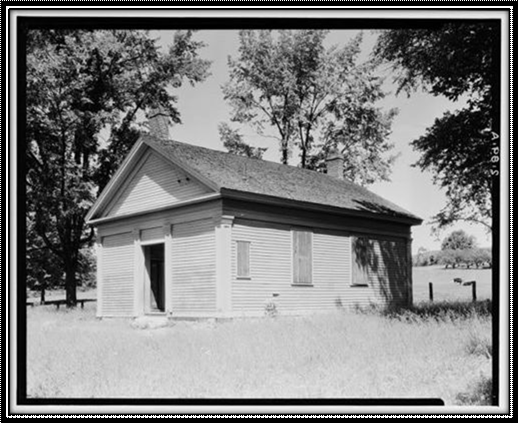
[163, 223, 173, 316]
[133, 228, 143, 316]
[95, 231, 103, 318]
[214, 215, 234, 316]
[407, 237, 413, 306]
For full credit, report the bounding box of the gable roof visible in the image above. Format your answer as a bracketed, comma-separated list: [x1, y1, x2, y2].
[137, 134, 422, 225]
[87, 133, 422, 225]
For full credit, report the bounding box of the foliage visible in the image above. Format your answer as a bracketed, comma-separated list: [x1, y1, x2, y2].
[465, 329, 492, 359]
[26, 29, 210, 305]
[413, 104, 493, 230]
[77, 246, 97, 288]
[26, 215, 64, 291]
[223, 30, 398, 186]
[373, 24, 495, 101]
[412, 251, 439, 267]
[412, 247, 440, 266]
[455, 375, 493, 405]
[413, 246, 491, 269]
[364, 299, 492, 322]
[438, 249, 464, 269]
[441, 229, 476, 251]
[374, 22, 497, 229]
[438, 248, 492, 269]
[218, 123, 266, 159]
[264, 301, 278, 318]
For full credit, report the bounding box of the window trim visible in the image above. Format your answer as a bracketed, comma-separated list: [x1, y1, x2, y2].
[350, 236, 374, 287]
[291, 229, 313, 286]
[236, 240, 251, 279]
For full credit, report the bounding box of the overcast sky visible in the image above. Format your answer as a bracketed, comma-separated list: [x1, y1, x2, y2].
[152, 29, 492, 253]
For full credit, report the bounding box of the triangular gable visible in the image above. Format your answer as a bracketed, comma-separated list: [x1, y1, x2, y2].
[105, 149, 213, 218]
[86, 139, 217, 223]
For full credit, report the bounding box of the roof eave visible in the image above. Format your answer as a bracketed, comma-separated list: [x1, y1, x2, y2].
[220, 188, 423, 226]
[86, 193, 222, 226]
[86, 134, 222, 223]
[85, 138, 147, 223]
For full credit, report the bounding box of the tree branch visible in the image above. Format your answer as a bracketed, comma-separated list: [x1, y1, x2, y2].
[36, 229, 63, 259]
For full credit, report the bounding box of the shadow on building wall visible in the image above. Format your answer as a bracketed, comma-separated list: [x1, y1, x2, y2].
[353, 236, 408, 308]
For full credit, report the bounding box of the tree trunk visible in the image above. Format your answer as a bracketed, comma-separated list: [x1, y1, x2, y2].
[281, 140, 288, 165]
[64, 260, 78, 307]
[40, 284, 46, 305]
[301, 147, 307, 169]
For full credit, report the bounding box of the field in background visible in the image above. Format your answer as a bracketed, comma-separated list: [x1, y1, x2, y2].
[26, 300, 492, 403]
[413, 265, 492, 303]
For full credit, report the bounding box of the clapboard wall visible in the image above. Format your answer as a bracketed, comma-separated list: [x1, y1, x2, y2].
[100, 231, 135, 316]
[106, 150, 211, 217]
[231, 219, 353, 315]
[95, 200, 221, 318]
[351, 236, 410, 308]
[230, 218, 410, 315]
[171, 218, 216, 313]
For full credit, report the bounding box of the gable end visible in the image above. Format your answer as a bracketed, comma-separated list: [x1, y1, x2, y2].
[105, 149, 213, 218]
[86, 140, 217, 223]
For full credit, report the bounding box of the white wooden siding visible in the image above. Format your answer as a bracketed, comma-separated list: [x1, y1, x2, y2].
[107, 150, 211, 217]
[231, 221, 291, 313]
[350, 237, 409, 308]
[101, 232, 134, 316]
[140, 226, 163, 243]
[231, 220, 410, 314]
[231, 220, 353, 314]
[171, 218, 216, 313]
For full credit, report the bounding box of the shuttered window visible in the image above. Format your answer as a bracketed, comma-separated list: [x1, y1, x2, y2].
[236, 241, 251, 278]
[292, 230, 312, 285]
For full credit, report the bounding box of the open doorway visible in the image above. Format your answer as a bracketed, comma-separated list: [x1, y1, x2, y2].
[143, 243, 165, 313]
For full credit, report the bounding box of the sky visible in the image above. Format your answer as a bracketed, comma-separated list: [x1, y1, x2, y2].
[151, 29, 492, 253]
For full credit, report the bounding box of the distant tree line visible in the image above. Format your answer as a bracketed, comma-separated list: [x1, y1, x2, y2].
[414, 229, 491, 269]
[413, 248, 492, 269]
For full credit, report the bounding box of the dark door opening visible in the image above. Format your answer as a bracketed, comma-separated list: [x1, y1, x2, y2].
[144, 243, 165, 313]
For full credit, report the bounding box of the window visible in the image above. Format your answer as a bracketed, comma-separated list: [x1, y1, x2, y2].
[351, 237, 373, 287]
[292, 230, 312, 285]
[236, 241, 251, 278]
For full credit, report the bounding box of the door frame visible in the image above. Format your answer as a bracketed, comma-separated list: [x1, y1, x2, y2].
[141, 240, 166, 315]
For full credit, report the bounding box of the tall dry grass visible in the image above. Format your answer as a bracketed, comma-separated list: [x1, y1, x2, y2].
[26, 301, 492, 403]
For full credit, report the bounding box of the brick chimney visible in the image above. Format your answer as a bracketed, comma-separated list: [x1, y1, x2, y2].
[147, 106, 170, 140]
[326, 149, 344, 180]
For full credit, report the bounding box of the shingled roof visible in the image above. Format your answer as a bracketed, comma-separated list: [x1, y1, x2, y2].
[141, 134, 422, 225]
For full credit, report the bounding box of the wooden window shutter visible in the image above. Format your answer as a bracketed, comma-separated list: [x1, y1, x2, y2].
[351, 236, 372, 287]
[293, 230, 312, 284]
[236, 241, 251, 278]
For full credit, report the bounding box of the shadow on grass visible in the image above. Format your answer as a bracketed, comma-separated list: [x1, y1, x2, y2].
[353, 299, 492, 322]
[455, 375, 493, 405]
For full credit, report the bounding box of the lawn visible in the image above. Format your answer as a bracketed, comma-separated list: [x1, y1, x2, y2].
[26, 298, 492, 404]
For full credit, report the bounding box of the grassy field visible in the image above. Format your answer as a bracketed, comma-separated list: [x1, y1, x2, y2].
[413, 265, 492, 303]
[26, 298, 492, 404]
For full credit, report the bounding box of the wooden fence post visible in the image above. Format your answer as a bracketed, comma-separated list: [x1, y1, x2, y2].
[429, 282, 434, 302]
[472, 281, 477, 302]
[40, 284, 46, 305]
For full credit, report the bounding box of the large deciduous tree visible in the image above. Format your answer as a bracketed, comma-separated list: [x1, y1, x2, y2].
[218, 123, 266, 159]
[26, 29, 210, 306]
[441, 229, 477, 251]
[222, 30, 397, 186]
[373, 23, 498, 230]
